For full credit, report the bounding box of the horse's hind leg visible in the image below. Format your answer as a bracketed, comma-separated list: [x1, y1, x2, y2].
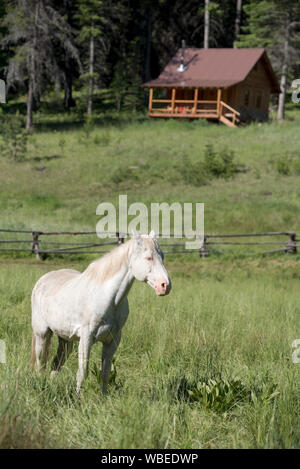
[34, 329, 53, 372]
[50, 337, 73, 380]
[101, 331, 121, 395]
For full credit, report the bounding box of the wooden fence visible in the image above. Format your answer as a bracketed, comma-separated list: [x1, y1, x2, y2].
[0, 228, 298, 260]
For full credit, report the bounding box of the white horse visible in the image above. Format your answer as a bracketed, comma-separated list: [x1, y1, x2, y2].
[31, 232, 171, 395]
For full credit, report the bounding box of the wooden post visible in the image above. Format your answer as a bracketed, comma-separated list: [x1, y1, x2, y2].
[117, 232, 125, 245]
[31, 231, 41, 260]
[149, 88, 153, 113]
[199, 236, 209, 258]
[286, 232, 297, 254]
[193, 88, 198, 114]
[171, 88, 176, 114]
[217, 88, 221, 117]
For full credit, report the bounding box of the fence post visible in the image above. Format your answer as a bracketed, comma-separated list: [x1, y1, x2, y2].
[199, 236, 208, 258]
[286, 232, 297, 254]
[31, 231, 41, 260]
[117, 232, 125, 245]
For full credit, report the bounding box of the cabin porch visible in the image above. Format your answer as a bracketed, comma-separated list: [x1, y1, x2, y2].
[148, 87, 240, 127]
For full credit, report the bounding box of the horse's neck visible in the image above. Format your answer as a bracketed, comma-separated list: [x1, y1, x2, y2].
[84, 242, 135, 306]
[108, 246, 135, 306]
[114, 266, 135, 305]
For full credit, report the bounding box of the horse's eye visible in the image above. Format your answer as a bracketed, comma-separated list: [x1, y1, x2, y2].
[146, 257, 153, 262]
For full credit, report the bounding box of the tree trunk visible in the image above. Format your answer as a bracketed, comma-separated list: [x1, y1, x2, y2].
[204, 0, 210, 49]
[277, 35, 289, 121]
[64, 56, 75, 109]
[26, 77, 33, 131]
[26, 1, 39, 131]
[63, 0, 75, 109]
[87, 33, 95, 115]
[234, 0, 242, 44]
[145, 9, 152, 82]
[26, 34, 36, 131]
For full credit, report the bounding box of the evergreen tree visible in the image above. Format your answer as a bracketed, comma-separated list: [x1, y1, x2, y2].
[76, 0, 108, 115]
[237, 0, 300, 120]
[2, 0, 81, 129]
[54, 0, 82, 109]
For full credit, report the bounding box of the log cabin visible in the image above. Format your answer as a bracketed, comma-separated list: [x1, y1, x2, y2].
[142, 48, 280, 127]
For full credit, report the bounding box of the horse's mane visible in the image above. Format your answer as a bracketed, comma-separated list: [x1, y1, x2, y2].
[83, 239, 133, 284]
[83, 237, 158, 284]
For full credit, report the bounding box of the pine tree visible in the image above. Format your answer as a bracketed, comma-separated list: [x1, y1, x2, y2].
[2, 0, 81, 130]
[54, 0, 82, 109]
[197, 1, 223, 49]
[237, 0, 300, 120]
[0, 112, 28, 161]
[76, 0, 107, 115]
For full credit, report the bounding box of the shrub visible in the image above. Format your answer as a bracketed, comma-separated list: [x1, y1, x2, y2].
[179, 144, 243, 187]
[82, 115, 95, 139]
[187, 376, 249, 413]
[93, 132, 110, 146]
[0, 113, 28, 161]
[187, 374, 279, 414]
[275, 153, 300, 176]
[111, 166, 139, 185]
[276, 155, 291, 175]
[203, 144, 241, 179]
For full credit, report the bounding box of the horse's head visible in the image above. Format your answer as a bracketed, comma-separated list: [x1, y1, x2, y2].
[130, 231, 171, 296]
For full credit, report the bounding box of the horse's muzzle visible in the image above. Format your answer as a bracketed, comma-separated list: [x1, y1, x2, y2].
[154, 279, 171, 296]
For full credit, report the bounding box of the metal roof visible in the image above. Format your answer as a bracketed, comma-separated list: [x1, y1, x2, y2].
[142, 48, 280, 93]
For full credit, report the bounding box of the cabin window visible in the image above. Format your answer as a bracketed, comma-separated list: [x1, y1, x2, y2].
[244, 89, 250, 106]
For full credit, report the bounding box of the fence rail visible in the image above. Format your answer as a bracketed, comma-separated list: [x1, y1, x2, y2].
[0, 229, 298, 260]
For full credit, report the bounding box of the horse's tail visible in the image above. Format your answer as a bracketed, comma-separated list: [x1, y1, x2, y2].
[30, 335, 36, 368]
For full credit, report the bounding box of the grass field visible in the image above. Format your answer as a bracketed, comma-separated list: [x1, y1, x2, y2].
[1, 107, 300, 236]
[0, 105, 299, 448]
[0, 257, 299, 448]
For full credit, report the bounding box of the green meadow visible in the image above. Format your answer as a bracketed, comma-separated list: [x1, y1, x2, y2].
[0, 106, 299, 448]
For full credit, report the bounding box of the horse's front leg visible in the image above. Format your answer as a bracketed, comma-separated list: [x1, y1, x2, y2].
[76, 327, 92, 396]
[101, 331, 121, 395]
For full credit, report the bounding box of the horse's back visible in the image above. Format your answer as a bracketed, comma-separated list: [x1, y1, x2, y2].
[31, 269, 80, 330]
[32, 269, 80, 300]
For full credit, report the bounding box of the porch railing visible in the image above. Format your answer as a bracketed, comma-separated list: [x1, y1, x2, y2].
[149, 99, 218, 116]
[219, 100, 240, 125]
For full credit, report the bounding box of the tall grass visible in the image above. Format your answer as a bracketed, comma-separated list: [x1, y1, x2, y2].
[0, 108, 299, 448]
[0, 259, 299, 448]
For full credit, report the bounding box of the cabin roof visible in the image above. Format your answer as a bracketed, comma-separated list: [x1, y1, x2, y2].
[143, 48, 280, 93]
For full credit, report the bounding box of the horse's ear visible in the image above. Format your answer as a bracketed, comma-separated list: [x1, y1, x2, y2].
[149, 230, 156, 238]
